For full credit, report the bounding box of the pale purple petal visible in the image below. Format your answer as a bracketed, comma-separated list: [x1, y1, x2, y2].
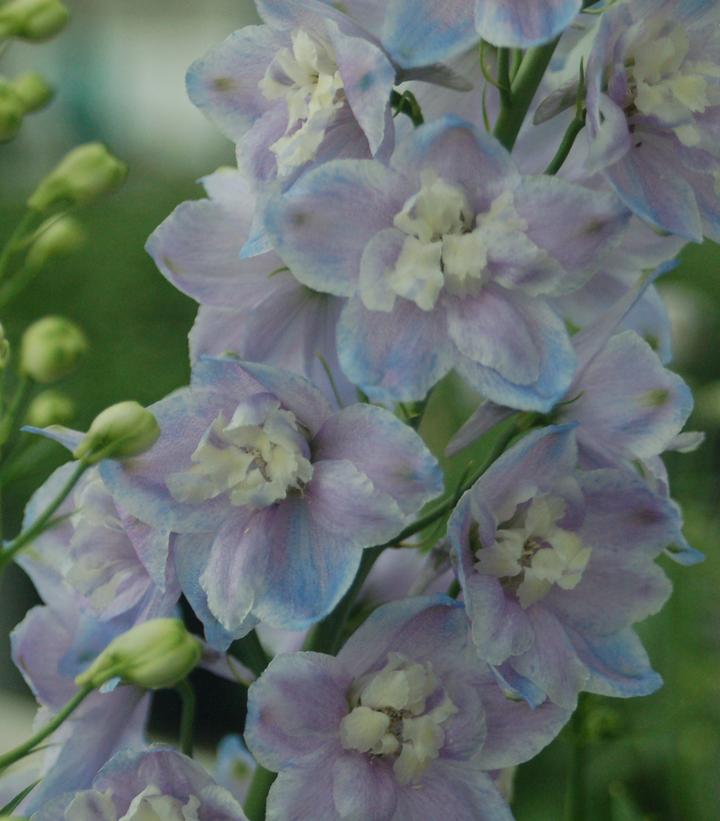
[475, 0, 583, 49]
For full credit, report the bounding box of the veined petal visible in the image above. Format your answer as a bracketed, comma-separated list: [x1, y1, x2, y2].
[475, 0, 583, 49]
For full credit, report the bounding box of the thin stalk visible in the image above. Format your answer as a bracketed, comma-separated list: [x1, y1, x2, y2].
[564, 698, 588, 821]
[0, 684, 94, 771]
[0, 460, 88, 573]
[493, 39, 561, 151]
[0, 780, 40, 814]
[0, 376, 30, 446]
[497, 48, 512, 109]
[243, 766, 277, 821]
[545, 115, 585, 175]
[0, 265, 41, 309]
[0, 211, 36, 281]
[176, 678, 196, 758]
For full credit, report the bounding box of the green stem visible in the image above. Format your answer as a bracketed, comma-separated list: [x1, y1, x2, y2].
[176, 679, 196, 758]
[243, 765, 277, 821]
[545, 114, 585, 175]
[493, 39, 561, 151]
[0, 211, 37, 281]
[0, 376, 30, 447]
[0, 684, 94, 771]
[230, 630, 271, 678]
[0, 265, 41, 309]
[497, 48, 512, 110]
[0, 460, 88, 573]
[564, 699, 588, 821]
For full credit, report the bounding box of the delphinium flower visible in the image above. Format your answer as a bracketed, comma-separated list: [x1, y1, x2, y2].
[448, 426, 684, 708]
[340, 0, 583, 68]
[30, 747, 248, 820]
[245, 596, 570, 820]
[583, 0, 720, 241]
[186, 0, 397, 185]
[147, 167, 355, 405]
[83, 357, 443, 646]
[264, 115, 630, 407]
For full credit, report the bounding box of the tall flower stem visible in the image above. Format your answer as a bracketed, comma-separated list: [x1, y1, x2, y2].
[564, 696, 589, 821]
[0, 211, 36, 281]
[176, 678, 196, 758]
[0, 460, 88, 573]
[493, 39, 561, 151]
[243, 766, 277, 821]
[0, 683, 94, 771]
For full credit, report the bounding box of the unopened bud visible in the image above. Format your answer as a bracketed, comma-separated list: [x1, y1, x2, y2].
[0, 0, 69, 40]
[11, 72, 53, 112]
[27, 143, 127, 214]
[20, 316, 87, 383]
[0, 80, 24, 142]
[0, 323, 9, 369]
[24, 389, 75, 427]
[75, 618, 202, 690]
[72, 400, 160, 464]
[25, 215, 86, 271]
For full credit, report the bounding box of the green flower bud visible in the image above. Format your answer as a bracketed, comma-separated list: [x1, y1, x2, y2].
[75, 618, 202, 691]
[24, 389, 75, 427]
[0, 0, 69, 40]
[11, 72, 54, 112]
[72, 400, 160, 464]
[27, 143, 127, 214]
[25, 215, 86, 271]
[0, 80, 24, 143]
[20, 316, 87, 383]
[0, 323, 9, 369]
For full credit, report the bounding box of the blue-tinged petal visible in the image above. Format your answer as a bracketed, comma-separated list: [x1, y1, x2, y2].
[452, 294, 575, 413]
[332, 753, 398, 820]
[394, 762, 513, 820]
[390, 115, 517, 204]
[263, 159, 407, 297]
[246, 652, 349, 771]
[201, 493, 363, 631]
[189, 292, 356, 408]
[146, 175, 287, 309]
[313, 403, 443, 517]
[475, 0, 582, 49]
[266, 766, 338, 821]
[173, 533, 252, 650]
[606, 133, 704, 242]
[21, 424, 82, 453]
[567, 331, 693, 462]
[186, 25, 284, 142]
[324, 18, 396, 156]
[192, 357, 334, 435]
[336, 594, 466, 679]
[566, 627, 663, 699]
[510, 606, 589, 709]
[337, 295, 455, 403]
[381, 0, 478, 68]
[99, 389, 235, 534]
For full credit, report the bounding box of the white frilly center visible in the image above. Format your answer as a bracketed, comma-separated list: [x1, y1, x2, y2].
[260, 29, 344, 175]
[626, 19, 720, 147]
[339, 652, 458, 785]
[475, 495, 592, 609]
[166, 398, 313, 509]
[65, 784, 202, 820]
[383, 170, 527, 312]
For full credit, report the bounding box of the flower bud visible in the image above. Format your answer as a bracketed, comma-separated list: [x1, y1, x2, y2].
[24, 389, 75, 427]
[75, 618, 202, 691]
[27, 143, 127, 214]
[0, 81, 24, 143]
[11, 72, 54, 112]
[72, 400, 160, 464]
[20, 316, 87, 383]
[0, 323, 9, 369]
[0, 0, 69, 40]
[25, 215, 86, 271]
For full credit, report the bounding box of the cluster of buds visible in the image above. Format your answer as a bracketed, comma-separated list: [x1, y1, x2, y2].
[19, 315, 86, 383]
[0, 0, 69, 41]
[0, 73, 53, 142]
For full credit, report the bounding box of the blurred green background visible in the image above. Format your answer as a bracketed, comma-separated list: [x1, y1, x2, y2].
[0, 2, 718, 819]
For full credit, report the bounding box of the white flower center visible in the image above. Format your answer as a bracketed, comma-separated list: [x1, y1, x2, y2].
[64, 785, 202, 821]
[339, 652, 458, 785]
[475, 495, 592, 608]
[260, 29, 345, 175]
[386, 170, 527, 311]
[166, 396, 313, 509]
[626, 20, 720, 146]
